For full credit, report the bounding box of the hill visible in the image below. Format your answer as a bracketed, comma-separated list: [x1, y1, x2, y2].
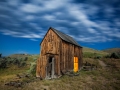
[83, 47, 107, 54]
[8, 54, 29, 58]
[102, 48, 120, 53]
[0, 48, 120, 90]
[83, 47, 108, 58]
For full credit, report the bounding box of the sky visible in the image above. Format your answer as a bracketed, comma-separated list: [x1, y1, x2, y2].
[0, 0, 120, 56]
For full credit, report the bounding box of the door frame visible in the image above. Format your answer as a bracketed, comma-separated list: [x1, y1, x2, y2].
[46, 56, 55, 79]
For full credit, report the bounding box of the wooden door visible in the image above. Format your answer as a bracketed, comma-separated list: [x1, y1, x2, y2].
[74, 57, 78, 72]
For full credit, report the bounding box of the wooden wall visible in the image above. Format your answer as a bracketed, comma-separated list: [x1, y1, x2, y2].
[40, 29, 61, 55]
[74, 46, 83, 69]
[36, 29, 82, 78]
[60, 41, 82, 72]
[36, 29, 61, 78]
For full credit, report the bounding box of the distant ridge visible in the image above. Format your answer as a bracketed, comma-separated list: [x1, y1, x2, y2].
[83, 47, 108, 55]
[102, 48, 120, 53]
[8, 54, 29, 58]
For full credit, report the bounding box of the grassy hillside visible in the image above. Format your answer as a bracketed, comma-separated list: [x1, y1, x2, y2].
[0, 54, 39, 81]
[83, 47, 108, 54]
[0, 48, 120, 90]
[83, 47, 108, 58]
[1, 57, 119, 90]
[103, 48, 120, 53]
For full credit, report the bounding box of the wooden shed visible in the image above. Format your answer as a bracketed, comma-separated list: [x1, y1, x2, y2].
[36, 27, 82, 79]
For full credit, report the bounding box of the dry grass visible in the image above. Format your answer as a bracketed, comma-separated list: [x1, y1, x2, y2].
[0, 55, 120, 90]
[1, 68, 119, 90]
[83, 47, 108, 55]
[103, 48, 120, 53]
[21, 68, 120, 90]
[83, 58, 101, 68]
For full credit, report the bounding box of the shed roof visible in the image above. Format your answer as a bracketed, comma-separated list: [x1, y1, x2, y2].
[50, 27, 82, 47]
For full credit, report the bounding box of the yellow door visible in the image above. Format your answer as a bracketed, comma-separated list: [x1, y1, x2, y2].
[74, 57, 78, 72]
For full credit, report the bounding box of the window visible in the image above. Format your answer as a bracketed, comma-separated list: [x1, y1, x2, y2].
[74, 57, 78, 72]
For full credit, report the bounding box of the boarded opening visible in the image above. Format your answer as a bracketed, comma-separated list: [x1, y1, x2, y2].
[46, 56, 55, 79]
[74, 57, 78, 72]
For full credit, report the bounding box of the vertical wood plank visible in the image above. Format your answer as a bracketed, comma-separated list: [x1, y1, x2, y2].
[36, 28, 82, 78]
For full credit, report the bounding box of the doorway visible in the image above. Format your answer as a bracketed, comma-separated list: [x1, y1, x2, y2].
[46, 57, 55, 79]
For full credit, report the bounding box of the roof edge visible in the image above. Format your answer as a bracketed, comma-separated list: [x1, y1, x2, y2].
[50, 27, 82, 47]
[40, 27, 82, 48]
[39, 27, 51, 45]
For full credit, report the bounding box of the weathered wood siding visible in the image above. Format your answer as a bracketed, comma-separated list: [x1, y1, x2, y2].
[36, 29, 61, 78]
[41, 29, 62, 56]
[60, 41, 82, 72]
[36, 28, 82, 78]
[74, 46, 83, 69]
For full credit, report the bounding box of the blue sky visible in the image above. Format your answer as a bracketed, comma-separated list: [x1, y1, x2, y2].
[0, 0, 120, 56]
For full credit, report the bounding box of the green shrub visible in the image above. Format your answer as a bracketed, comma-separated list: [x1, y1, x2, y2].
[94, 55, 101, 59]
[110, 52, 119, 59]
[13, 58, 20, 65]
[0, 53, 2, 58]
[28, 62, 36, 76]
[24, 57, 28, 61]
[0, 58, 7, 68]
[33, 58, 37, 61]
[19, 61, 26, 67]
[104, 54, 110, 58]
[7, 58, 13, 64]
[104, 52, 120, 59]
[83, 52, 95, 58]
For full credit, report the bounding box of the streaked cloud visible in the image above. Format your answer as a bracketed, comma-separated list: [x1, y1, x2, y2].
[20, 4, 40, 13]
[0, 0, 120, 42]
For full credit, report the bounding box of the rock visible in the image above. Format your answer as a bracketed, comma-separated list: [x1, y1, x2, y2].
[9, 81, 16, 86]
[5, 82, 10, 86]
[14, 82, 22, 88]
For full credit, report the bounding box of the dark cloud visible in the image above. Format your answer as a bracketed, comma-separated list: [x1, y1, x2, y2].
[22, 0, 30, 4]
